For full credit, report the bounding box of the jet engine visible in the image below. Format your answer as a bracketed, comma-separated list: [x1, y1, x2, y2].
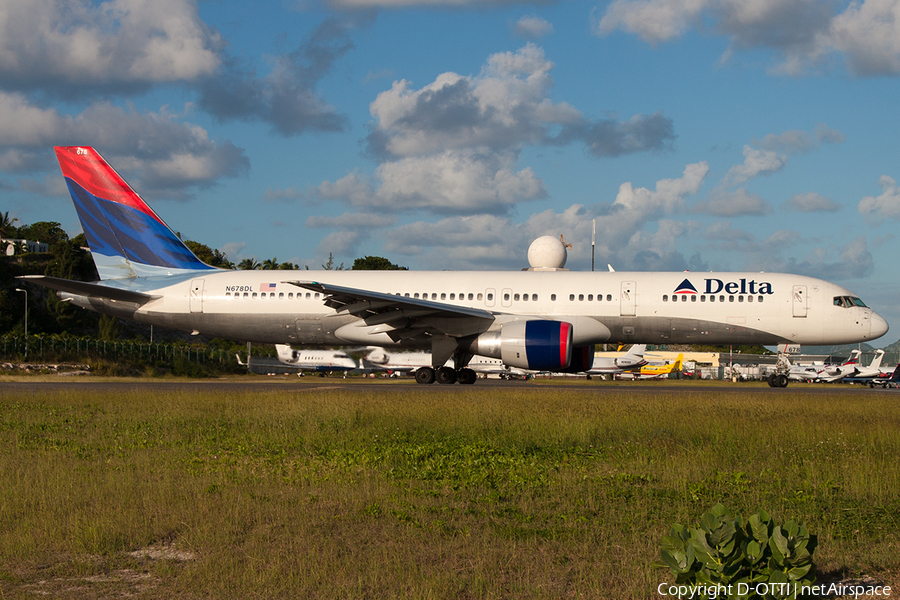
[559, 345, 594, 373]
[469, 320, 573, 371]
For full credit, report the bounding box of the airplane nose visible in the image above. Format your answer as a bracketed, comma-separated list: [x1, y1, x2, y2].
[870, 312, 889, 339]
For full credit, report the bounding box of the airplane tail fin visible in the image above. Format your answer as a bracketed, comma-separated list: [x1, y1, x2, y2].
[54, 146, 217, 280]
[889, 364, 900, 383]
[673, 354, 683, 371]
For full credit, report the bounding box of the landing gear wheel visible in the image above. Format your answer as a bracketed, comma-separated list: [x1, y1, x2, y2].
[457, 368, 477, 385]
[774, 374, 789, 388]
[436, 366, 457, 385]
[415, 367, 436, 384]
[767, 374, 777, 387]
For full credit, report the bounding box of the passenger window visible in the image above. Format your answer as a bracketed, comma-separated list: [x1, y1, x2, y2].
[243, 293, 249, 298]
[513, 293, 520, 301]
[551, 294, 556, 301]
[225, 292, 231, 298]
[450, 293, 455, 300]
[588, 294, 593, 301]
[748, 296, 753, 303]
[691, 295, 696, 302]
[504, 293, 510, 301]
[607, 294, 612, 301]
[522, 294, 528, 301]
[533, 294, 538, 301]
[663, 295, 668, 302]
[681, 296, 687, 302]
[468, 293, 474, 300]
[486, 293, 492, 301]
[414, 293, 419, 299]
[252, 293, 258, 298]
[441, 293, 446, 300]
[569, 294, 575, 301]
[279, 292, 284, 299]
[700, 295, 706, 302]
[758, 296, 764, 303]
[710, 295, 715, 302]
[739, 296, 744, 302]
[579, 294, 584, 301]
[729, 295, 734, 302]
[719, 295, 725, 302]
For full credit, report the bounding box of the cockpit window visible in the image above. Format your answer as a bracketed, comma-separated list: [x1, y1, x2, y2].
[834, 295, 868, 308]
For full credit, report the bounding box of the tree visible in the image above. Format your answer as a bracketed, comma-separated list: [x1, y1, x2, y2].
[351, 256, 408, 270]
[322, 252, 344, 270]
[18, 221, 68, 244]
[184, 240, 234, 269]
[0, 211, 19, 238]
[238, 258, 260, 270]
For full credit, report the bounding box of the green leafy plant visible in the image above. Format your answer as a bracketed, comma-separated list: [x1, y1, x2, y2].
[660, 504, 817, 598]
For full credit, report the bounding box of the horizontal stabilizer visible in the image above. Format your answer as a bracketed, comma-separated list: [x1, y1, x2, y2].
[17, 275, 158, 304]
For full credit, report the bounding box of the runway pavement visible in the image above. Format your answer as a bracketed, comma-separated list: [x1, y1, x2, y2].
[0, 375, 887, 395]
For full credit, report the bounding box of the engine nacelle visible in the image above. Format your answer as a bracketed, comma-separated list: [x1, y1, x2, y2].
[470, 320, 573, 371]
[559, 345, 594, 373]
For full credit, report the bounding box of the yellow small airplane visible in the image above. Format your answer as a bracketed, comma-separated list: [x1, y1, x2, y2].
[638, 354, 683, 379]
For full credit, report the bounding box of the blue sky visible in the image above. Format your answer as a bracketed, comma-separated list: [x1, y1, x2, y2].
[2, 0, 900, 344]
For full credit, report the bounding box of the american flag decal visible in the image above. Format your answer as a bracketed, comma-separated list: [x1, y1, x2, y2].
[261, 283, 276, 291]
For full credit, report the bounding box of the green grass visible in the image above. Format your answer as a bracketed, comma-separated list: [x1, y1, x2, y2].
[1, 384, 899, 598]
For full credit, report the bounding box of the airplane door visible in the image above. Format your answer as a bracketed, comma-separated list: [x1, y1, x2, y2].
[190, 279, 205, 313]
[793, 285, 808, 318]
[501, 288, 512, 308]
[620, 281, 636, 317]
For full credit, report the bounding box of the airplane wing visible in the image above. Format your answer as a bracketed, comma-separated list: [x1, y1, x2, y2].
[284, 280, 497, 350]
[17, 275, 158, 304]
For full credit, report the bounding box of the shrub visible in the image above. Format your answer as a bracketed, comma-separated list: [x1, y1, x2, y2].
[659, 504, 817, 598]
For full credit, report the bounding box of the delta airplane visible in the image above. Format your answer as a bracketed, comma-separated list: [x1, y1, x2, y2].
[19, 147, 889, 386]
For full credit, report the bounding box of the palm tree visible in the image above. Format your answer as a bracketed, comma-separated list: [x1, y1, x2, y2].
[0, 211, 19, 238]
[237, 258, 260, 270]
[261, 257, 279, 270]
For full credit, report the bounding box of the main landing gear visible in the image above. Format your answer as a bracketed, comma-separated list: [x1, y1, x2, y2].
[767, 374, 789, 388]
[414, 366, 477, 385]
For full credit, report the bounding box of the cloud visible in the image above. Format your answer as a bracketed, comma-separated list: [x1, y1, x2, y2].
[514, 15, 554, 39]
[316, 150, 547, 214]
[752, 123, 845, 154]
[314, 44, 674, 218]
[784, 192, 841, 213]
[328, 0, 547, 8]
[306, 212, 397, 229]
[366, 43, 673, 159]
[773, 236, 875, 280]
[196, 16, 364, 135]
[694, 188, 772, 217]
[724, 145, 787, 185]
[0, 0, 222, 96]
[858, 175, 900, 222]
[593, 0, 900, 77]
[0, 93, 249, 199]
[830, 0, 900, 77]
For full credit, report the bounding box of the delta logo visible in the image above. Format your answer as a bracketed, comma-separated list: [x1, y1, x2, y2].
[673, 279, 698, 295]
[674, 278, 775, 295]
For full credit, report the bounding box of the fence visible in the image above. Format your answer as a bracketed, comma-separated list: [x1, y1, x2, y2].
[0, 335, 248, 367]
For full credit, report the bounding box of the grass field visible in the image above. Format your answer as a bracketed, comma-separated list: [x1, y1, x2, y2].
[1, 380, 898, 599]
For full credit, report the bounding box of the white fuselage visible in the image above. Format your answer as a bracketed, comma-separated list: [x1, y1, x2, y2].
[79, 269, 887, 348]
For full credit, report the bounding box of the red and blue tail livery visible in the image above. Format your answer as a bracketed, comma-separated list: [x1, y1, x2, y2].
[55, 146, 215, 279]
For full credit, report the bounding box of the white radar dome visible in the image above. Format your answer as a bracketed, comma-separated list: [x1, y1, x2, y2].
[527, 236, 567, 269]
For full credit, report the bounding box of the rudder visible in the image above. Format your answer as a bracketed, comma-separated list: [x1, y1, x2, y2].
[54, 146, 215, 279]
